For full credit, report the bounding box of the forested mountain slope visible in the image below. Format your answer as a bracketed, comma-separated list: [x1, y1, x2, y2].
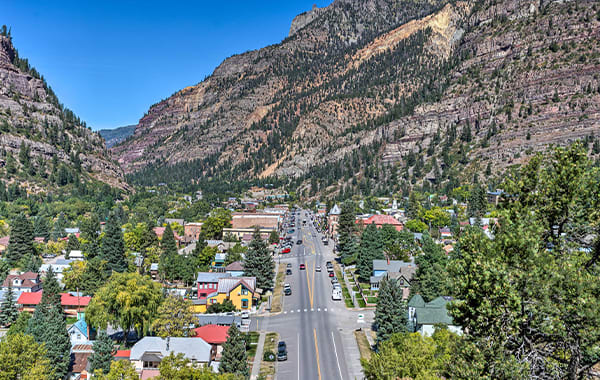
[115, 0, 600, 197]
[0, 29, 127, 193]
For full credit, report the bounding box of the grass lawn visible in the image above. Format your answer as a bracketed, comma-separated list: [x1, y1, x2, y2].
[334, 263, 355, 308]
[354, 329, 372, 361]
[259, 332, 279, 380]
[245, 331, 260, 359]
[357, 297, 366, 308]
[359, 283, 371, 290]
[352, 285, 359, 292]
[270, 264, 286, 313]
[366, 296, 378, 304]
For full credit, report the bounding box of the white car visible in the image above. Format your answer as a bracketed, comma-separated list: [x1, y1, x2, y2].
[332, 288, 342, 301]
[241, 311, 250, 319]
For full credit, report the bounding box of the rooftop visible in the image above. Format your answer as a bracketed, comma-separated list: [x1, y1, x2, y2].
[193, 324, 230, 344]
[130, 336, 212, 362]
[197, 272, 231, 283]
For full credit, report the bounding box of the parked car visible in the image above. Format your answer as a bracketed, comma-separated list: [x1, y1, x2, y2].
[286, 263, 292, 268]
[284, 287, 292, 296]
[332, 288, 342, 301]
[281, 247, 291, 254]
[277, 341, 288, 361]
[286, 269, 292, 275]
[331, 277, 338, 284]
[328, 271, 335, 277]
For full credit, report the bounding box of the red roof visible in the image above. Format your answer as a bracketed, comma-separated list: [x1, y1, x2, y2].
[18, 292, 92, 307]
[193, 324, 230, 344]
[114, 350, 131, 359]
[357, 215, 403, 231]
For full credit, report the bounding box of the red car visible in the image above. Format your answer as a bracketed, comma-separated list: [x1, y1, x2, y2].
[300, 264, 306, 270]
[281, 247, 291, 254]
[328, 271, 334, 277]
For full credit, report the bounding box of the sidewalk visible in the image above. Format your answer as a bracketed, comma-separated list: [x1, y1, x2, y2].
[250, 331, 266, 380]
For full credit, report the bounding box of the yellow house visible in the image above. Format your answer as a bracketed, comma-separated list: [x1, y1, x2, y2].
[193, 277, 257, 313]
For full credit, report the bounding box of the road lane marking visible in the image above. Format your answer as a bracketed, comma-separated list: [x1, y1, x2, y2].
[313, 328, 322, 380]
[290, 310, 293, 313]
[297, 309, 300, 313]
[318, 308, 320, 311]
[324, 308, 327, 311]
[331, 331, 344, 380]
[306, 262, 314, 308]
[311, 308, 314, 312]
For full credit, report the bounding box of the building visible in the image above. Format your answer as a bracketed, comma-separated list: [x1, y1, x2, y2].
[225, 261, 244, 277]
[439, 227, 452, 239]
[328, 204, 341, 239]
[184, 222, 203, 241]
[486, 190, 504, 205]
[68, 318, 95, 346]
[370, 259, 417, 299]
[130, 336, 214, 377]
[40, 259, 75, 283]
[197, 273, 232, 300]
[357, 214, 403, 232]
[196, 314, 242, 328]
[193, 324, 230, 360]
[18, 292, 92, 316]
[407, 295, 462, 336]
[222, 213, 281, 240]
[2, 272, 42, 293]
[153, 227, 182, 247]
[194, 275, 257, 313]
[164, 218, 185, 226]
[69, 344, 93, 380]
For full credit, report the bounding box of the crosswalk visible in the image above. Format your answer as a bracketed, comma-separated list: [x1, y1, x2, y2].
[282, 307, 335, 314]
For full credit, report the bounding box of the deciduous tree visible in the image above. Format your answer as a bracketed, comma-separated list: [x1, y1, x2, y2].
[152, 295, 195, 337]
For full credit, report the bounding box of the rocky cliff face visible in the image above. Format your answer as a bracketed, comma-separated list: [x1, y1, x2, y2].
[0, 34, 127, 191]
[115, 0, 600, 194]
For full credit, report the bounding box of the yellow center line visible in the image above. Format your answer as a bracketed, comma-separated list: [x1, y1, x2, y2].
[306, 262, 314, 308]
[313, 328, 322, 380]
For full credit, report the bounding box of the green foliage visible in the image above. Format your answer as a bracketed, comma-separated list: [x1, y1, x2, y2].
[33, 216, 50, 241]
[243, 228, 275, 290]
[100, 211, 127, 273]
[338, 201, 358, 262]
[357, 223, 384, 281]
[62, 257, 109, 296]
[89, 330, 115, 375]
[86, 272, 163, 341]
[93, 360, 139, 380]
[411, 234, 449, 302]
[202, 208, 232, 240]
[219, 323, 249, 379]
[50, 212, 67, 241]
[152, 295, 195, 337]
[375, 277, 408, 345]
[0, 333, 54, 380]
[0, 284, 19, 327]
[6, 213, 34, 266]
[7, 311, 31, 336]
[206, 299, 237, 314]
[158, 352, 238, 379]
[268, 229, 279, 245]
[467, 183, 487, 218]
[448, 143, 600, 378]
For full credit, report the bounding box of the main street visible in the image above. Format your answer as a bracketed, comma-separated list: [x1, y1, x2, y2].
[254, 210, 372, 380]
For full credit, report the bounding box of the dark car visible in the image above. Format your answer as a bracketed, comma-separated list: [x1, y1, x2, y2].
[296, 239, 302, 245]
[284, 287, 292, 296]
[286, 269, 292, 275]
[286, 263, 292, 268]
[277, 341, 287, 361]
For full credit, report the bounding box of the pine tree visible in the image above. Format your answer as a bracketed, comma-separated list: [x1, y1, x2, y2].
[80, 213, 100, 242]
[65, 234, 80, 256]
[6, 213, 34, 266]
[0, 284, 19, 326]
[33, 216, 50, 241]
[159, 223, 179, 282]
[100, 212, 127, 273]
[50, 212, 67, 241]
[89, 330, 114, 374]
[219, 323, 249, 379]
[375, 277, 407, 345]
[338, 201, 357, 262]
[26, 268, 70, 379]
[357, 223, 384, 282]
[243, 228, 275, 290]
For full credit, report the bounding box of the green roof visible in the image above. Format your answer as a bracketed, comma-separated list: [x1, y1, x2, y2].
[414, 296, 455, 325]
[408, 294, 425, 308]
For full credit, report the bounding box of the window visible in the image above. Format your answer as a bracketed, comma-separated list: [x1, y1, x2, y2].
[241, 288, 248, 295]
[241, 299, 249, 309]
[77, 334, 81, 340]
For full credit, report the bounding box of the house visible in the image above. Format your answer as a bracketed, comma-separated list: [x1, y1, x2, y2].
[130, 336, 214, 377]
[68, 318, 95, 346]
[18, 292, 92, 316]
[225, 261, 244, 277]
[357, 214, 403, 232]
[2, 272, 42, 292]
[114, 350, 131, 361]
[184, 222, 203, 241]
[370, 259, 417, 299]
[69, 344, 93, 380]
[40, 259, 75, 283]
[328, 204, 341, 239]
[153, 227, 182, 247]
[196, 314, 242, 328]
[407, 295, 462, 336]
[222, 213, 281, 240]
[193, 324, 230, 359]
[204, 277, 257, 312]
[165, 218, 185, 226]
[149, 263, 159, 280]
[439, 227, 452, 239]
[486, 190, 504, 205]
[65, 228, 80, 235]
[67, 250, 85, 260]
[197, 273, 232, 300]
[0, 235, 9, 252]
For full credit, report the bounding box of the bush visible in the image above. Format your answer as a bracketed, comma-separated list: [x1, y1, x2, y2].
[263, 350, 276, 362]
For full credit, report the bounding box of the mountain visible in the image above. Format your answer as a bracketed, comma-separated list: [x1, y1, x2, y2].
[114, 0, 600, 196]
[98, 125, 136, 148]
[0, 30, 127, 192]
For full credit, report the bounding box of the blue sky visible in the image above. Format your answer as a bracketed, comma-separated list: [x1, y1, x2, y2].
[1, 0, 333, 130]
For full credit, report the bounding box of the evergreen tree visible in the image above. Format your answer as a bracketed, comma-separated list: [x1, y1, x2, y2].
[219, 323, 249, 379]
[89, 330, 114, 375]
[159, 223, 179, 282]
[0, 284, 19, 326]
[33, 216, 50, 241]
[411, 234, 448, 302]
[6, 213, 34, 266]
[375, 277, 407, 345]
[65, 234, 80, 256]
[467, 184, 487, 218]
[7, 311, 31, 336]
[26, 268, 70, 379]
[338, 201, 357, 262]
[50, 212, 67, 241]
[80, 213, 100, 242]
[100, 212, 127, 273]
[243, 228, 275, 290]
[357, 223, 384, 282]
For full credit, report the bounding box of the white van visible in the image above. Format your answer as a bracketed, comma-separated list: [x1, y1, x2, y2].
[332, 288, 342, 301]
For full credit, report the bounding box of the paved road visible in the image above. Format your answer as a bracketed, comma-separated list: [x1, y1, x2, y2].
[255, 210, 371, 380]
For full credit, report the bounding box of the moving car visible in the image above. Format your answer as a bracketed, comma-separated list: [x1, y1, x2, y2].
[316, 265, 321, 272]
[296, 239, 302, 245]
[277, 341, 288, 361]
[299, 263, 306, 270]
[286, 269, 292, 275]
[286, 263, 292, 268]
